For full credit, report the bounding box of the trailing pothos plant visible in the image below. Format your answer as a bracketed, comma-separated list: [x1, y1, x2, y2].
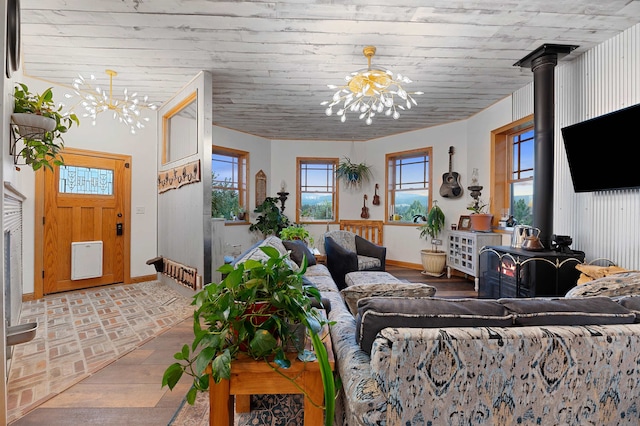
[162, 246, 337, 426]
[12, 83, 79, 171]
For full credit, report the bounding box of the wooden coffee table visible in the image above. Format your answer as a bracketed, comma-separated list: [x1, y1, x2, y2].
[208, 317, 335, 426]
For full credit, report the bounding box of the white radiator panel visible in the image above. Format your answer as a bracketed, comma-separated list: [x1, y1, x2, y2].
[71, 241, 103, 280]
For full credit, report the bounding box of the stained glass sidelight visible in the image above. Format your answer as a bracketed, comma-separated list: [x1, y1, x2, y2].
[59, 166, 114, 195]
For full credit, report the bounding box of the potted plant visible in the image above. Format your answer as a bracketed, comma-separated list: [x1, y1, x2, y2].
[417, 201, 446, 277]
[236, 207, 247, 221]
[249, 197, 291, 236]
[11, 83, 79, 171]
[467, 198, 493, 232]
[280, 224, 314, 247]
[162, 247, 336, 426]
[335, 157, 372, 189]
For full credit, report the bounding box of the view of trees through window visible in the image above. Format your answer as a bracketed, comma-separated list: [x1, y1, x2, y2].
[211, 148, 247, 220]
[298, 159, 337, 222]
[387, 149, 432, 222]
[510, 129, 534, 226]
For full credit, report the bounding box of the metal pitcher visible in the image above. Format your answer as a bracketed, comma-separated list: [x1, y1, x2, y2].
[511, 225, 540, 249]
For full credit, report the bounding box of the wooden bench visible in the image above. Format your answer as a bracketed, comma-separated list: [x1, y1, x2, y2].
[339, 220, 384, 246]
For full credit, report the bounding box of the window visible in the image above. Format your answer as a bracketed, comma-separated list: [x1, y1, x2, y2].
[491, 116, 534, 226]
[385, 148, 432, 223]
[212, 147, 248, 222]
[296, 158, 338, 223]
[59, 165, 114, 195]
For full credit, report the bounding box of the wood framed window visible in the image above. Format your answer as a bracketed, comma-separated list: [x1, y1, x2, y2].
[491, 115, 534, 227]
[212, 146, 249, 223]
[296, 158, 339, 223]
[385, 147, 432, 224]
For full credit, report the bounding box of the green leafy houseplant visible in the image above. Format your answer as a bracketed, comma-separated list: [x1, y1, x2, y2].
[467, 198, 488, 214]
[11, 83, 79, 171]
[418, 201, 446, 252]
[279, 224, 314, 247]
[335, 157, 372, 189]
[249, 197, 290, 236]
[162, 247, 337, 426]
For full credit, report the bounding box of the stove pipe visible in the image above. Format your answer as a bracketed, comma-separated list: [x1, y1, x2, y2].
[514, 44, 577, 249]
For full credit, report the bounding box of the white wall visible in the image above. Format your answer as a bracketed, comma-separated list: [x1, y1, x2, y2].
[17, 77, 159, 291]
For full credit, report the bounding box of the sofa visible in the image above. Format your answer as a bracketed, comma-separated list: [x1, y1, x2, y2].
[324, 230, 386, 289]
[326, 272, 640, 426]
[233, 238, 640, 425]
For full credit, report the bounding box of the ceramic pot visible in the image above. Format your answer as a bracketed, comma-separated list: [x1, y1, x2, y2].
[470, 213, 493, 232]
[420, 249, 446, 277]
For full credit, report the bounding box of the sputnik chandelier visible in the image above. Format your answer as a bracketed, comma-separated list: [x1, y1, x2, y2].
[321, 46, 423, 125]
[66, 69, 157, 134]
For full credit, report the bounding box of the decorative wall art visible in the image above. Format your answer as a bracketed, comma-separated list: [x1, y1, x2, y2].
[255, 169, 267, 207]
[157, 159, 201, 193]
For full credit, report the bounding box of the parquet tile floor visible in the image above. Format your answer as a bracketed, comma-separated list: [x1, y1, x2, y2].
[7, 267, 475, 425]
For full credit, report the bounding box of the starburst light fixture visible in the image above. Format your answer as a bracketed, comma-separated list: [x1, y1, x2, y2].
[66, 69, 157, 134]
[321, 46, 423, 125]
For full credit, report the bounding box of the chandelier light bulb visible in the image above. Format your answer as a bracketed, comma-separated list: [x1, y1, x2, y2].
[66, 69, 157, 134]
[321, 46, 422, 125]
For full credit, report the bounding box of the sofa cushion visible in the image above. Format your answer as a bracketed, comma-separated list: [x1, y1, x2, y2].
[499, 297, 636, 326]
[341, 283, 436, 316]
[283, 239, 317, 267]
[565, 271, 640, 298]
[355, 297, 512, 354]
[614, 296, 640, 322]
[357, 255, 381, 271]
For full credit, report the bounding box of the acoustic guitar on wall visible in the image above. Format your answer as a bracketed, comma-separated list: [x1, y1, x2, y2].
[361, 194, 370, 219]
[372, 184, 380, 205]
[439, 146, 463, 198]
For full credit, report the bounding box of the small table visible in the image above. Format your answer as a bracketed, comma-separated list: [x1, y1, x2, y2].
[314, 253, 327, 265]
[208, 316, 335, 426]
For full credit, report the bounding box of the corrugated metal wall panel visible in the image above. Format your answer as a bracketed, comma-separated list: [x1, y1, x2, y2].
[512, 83, 533, 121]
[554, 23, 640, 268]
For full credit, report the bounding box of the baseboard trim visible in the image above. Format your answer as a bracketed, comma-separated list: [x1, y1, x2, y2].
[22, 293, 36, 302]
[130, 274, 158, 283]
[386, 259, 422, 270]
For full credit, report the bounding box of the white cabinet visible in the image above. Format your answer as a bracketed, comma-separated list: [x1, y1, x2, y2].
[446, 230, 502, 291]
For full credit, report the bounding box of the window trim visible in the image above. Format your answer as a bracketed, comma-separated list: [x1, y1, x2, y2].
[385, 147, 433, 226]
[490, 114, 533, 229]
[296, 157, 339, 224]
[212, 145, 249, 225]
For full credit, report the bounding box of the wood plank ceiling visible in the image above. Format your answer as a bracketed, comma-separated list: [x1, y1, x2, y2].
[19, 0, 640, 141]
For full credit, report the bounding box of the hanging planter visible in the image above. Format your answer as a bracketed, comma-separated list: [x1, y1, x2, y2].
[11, 113, 56, 140]
[10, 83, 79, 171]
[335, 157, 372, 190]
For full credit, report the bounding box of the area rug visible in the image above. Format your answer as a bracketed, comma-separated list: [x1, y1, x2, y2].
[169, 391, 303, 426]
[6, 280, 194, 423]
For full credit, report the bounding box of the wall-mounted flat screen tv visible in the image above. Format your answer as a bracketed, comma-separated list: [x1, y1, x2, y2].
[561, 102, 640, 192]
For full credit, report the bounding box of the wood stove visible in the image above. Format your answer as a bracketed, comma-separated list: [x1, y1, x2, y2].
[478, 246, 584, 298]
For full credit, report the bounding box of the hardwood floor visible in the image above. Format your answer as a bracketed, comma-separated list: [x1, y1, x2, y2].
[8, 267, 476, 425]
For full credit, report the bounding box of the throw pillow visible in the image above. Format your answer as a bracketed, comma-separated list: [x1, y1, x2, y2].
[565, 272, 640, 298]
[575, 264, 628, 285]
[355, 297, 512, 355]
[341, 283, 436, 316]
[283, 240, 317, 267]
[499, 297, 636, 326]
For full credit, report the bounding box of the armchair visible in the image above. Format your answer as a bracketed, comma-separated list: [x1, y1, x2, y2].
[324, 230, 386, 289]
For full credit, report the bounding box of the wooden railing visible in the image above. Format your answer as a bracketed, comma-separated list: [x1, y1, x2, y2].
[339, 220, 384, 245]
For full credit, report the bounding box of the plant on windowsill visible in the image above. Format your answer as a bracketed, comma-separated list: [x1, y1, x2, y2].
[335, 157, 372, 190]
[417, 201, 446, 276]
[249, 197, 291, 236]
[280, 224, 315, 247]
[162, 247, 337, 426]
[11, 83, 79, 171]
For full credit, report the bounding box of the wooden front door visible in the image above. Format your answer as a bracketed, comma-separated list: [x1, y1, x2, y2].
[42, 150, 130, 294]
